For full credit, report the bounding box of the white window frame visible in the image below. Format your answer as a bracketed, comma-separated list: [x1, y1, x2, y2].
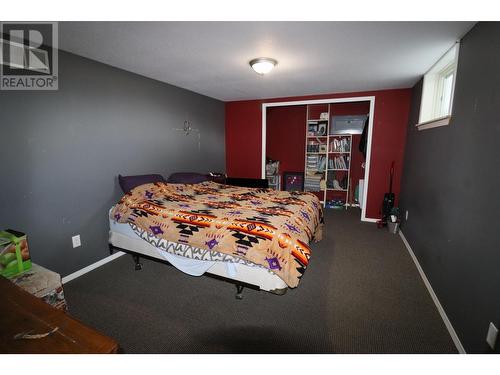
[416, 43, 460, 131]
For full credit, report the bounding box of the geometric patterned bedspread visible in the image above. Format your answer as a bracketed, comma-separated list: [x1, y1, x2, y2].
[129, 221, 267, 269]
[111, 181, 323, 288]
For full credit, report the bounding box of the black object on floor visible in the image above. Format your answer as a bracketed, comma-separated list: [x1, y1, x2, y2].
[64, 209, 457, 354]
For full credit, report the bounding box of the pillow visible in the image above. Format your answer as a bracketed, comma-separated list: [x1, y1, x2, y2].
[167, 172, 209, 184]
[118, 174, 166, 193]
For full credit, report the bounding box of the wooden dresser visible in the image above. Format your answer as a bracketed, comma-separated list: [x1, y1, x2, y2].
[0, 276, 118, 353]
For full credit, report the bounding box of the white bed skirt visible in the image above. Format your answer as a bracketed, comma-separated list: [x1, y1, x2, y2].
[108, 216, 288, 293]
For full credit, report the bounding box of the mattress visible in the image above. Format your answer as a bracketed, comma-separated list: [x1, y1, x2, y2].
[112, 181, 321, 288]
[109, 211, 288, 293]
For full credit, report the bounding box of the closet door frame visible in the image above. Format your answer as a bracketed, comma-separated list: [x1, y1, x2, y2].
[261, 96, 376, 223]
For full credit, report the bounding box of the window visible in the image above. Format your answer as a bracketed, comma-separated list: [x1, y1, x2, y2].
[417, 43, 460, 130]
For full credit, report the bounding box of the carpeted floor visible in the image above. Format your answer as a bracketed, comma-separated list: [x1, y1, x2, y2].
[64, 208, 457, 353]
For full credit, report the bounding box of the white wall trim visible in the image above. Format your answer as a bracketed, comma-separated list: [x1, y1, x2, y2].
[361, 97, 375, 222]
[261, 95, 376, 222]
[416, 115, 452, 131]
[399, 230, 466, 354]
[61, 251, 125, 284]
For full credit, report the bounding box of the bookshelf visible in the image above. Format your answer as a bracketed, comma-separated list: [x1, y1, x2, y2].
[303, 104, 352, 209]
[325, 134, 352, 209]
[304, 104, 329, 205]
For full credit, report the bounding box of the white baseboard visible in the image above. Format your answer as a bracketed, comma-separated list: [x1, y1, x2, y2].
[62, 251, 125, 284]
[399, 230, 466, 354]
[361, 217, 378, 223]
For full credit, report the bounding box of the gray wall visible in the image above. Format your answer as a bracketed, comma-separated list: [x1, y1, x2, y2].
[400, 22, 500, 353]
[0, 50, 225, 277]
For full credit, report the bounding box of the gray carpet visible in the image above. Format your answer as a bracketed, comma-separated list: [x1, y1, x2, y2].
[64, 209, 457, 353]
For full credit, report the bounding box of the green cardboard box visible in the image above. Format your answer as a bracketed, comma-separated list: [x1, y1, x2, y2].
[0, 229, 32, 278]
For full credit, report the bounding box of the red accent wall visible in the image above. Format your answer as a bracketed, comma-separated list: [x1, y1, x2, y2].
[225, 101, 263, 179]
[266, 105, 307, 176]
[225, 88, 412, 220]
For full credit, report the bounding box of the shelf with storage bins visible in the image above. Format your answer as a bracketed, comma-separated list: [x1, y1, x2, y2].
[325, 134, 352, 209]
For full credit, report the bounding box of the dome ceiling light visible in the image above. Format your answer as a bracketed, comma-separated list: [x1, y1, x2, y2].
[249, 57, 278, 75]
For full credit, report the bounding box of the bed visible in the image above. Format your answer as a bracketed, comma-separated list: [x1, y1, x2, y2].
[108, 179, 323, 298]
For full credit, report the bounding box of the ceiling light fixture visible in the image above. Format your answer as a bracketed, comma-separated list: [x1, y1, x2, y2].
[249, 57, 278, 75]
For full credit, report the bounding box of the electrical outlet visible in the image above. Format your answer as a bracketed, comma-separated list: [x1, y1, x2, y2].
[486, 322, 498, 350]
[405, 210, 409, 220]
[72, 235, 81, 248]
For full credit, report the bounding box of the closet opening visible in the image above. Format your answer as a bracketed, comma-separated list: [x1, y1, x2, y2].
[261, 97, 375, 222]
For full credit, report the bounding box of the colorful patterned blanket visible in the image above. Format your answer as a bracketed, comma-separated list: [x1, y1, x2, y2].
[111, 181, 323, 288]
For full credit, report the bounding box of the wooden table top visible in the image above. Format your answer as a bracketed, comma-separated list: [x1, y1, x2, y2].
[0, 275, 118, 354]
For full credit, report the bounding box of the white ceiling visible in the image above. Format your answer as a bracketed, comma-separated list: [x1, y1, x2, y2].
[59, 22, 475, 101]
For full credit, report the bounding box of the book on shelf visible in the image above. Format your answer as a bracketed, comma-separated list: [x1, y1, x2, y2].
[328, 155, 350, 170]
[329, 137, 351, 153]
[318, 155, 326, 172]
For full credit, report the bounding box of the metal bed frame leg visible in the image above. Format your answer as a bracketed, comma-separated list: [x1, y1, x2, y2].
[109, 244, 264, 300]
[133, 254, 143, 271]
[235, 284, 244, 300]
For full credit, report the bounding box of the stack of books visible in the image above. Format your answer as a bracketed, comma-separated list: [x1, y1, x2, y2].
[304, 174, 323, 191]
[307, 155, 326, 172]
[306, 155, 319, 170]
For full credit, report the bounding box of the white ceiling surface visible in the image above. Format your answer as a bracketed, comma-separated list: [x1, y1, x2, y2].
[59, 22, 475, 102]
